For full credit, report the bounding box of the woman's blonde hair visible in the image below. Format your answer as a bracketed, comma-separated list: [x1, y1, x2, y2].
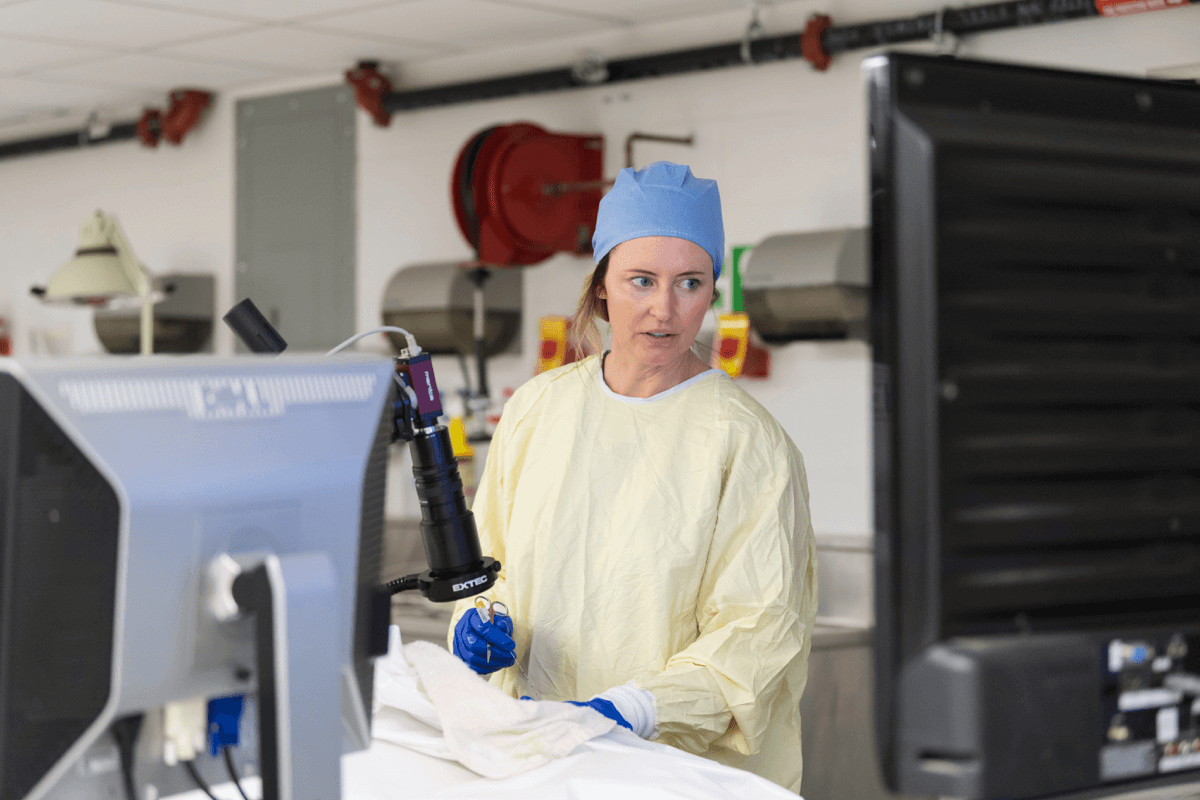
[568, 252, 721, 357]
[569, 254, 611, 357]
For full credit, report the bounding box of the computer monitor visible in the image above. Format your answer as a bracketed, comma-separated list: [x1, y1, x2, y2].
[0, 355, 395, 800]
[869, 52, 1200, 800]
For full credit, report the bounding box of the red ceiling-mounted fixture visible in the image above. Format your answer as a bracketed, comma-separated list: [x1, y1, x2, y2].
[451, 122, 605, 267]
[801, 14, 834, 71]
[136, 108, 162, 147]
[345, 61, 393, 127]
[136, 89, 212, 148]
[162, 90, 211, 145]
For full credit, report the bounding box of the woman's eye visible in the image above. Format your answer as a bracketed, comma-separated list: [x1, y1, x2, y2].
[682, 278, 701, 290]
[632, 276, 651, 288]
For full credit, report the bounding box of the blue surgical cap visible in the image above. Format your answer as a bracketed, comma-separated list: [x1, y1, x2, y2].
[592, 162, 725, 278]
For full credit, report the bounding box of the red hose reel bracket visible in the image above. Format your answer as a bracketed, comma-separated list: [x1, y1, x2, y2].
[451, 123, 605, 267]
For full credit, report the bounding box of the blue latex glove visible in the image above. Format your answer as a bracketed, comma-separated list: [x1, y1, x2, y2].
[453, 610, 515, 675]
[565, 698, 633, 731]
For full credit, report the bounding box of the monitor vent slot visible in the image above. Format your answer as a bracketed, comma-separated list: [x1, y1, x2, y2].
[936, 147, 1200, 633]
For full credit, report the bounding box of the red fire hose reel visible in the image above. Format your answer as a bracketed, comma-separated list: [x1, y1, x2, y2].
[136, 90, 212, 147]
[451, 123, 605, 267]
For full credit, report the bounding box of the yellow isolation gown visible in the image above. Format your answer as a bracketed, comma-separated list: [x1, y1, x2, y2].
[449, 354, 817, 792]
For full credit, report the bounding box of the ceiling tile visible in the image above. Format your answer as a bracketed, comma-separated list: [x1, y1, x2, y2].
[0, 0, 249, 50]
[310, 0, 611, 47]
[0, 75, 141, 111]
[32, 52, 285, 90]
[0, 35, 110, 75]
[160, 25, 446, 71]
[0, 106, 39, 128]
[508, 0, 738, 25]
[111, 0, 398, 24]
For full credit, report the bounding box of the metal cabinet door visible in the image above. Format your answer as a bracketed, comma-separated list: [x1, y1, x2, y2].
[236, 86, 355, 352]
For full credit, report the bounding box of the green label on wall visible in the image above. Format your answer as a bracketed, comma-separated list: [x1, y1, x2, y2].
[729, 245, 751, 313]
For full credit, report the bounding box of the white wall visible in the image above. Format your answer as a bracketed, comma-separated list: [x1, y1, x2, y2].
[3, 4, 1199, 541]
[0, 100, 235, 357]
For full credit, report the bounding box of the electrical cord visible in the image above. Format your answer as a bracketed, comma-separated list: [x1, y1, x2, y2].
[110, 714, 143, 800]
[385, 573, 420, 595]
[222, 747, 252, 800]
[328, 326, 420, 356]
[182, 760, 219, 800]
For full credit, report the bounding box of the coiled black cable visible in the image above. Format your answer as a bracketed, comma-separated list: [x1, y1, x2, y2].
[385, 573, 420, 594]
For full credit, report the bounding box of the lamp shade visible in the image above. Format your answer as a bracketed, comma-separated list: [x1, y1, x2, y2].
[45, 251, 137, 301]
[42, 211, 142, 304]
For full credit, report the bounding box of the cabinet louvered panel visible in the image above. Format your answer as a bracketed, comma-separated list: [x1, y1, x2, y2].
[936, 147, 1200, 633]
[870, 53, 1200, 800]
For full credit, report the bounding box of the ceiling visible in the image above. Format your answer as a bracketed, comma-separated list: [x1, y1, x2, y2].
[0, 0, 807, 135]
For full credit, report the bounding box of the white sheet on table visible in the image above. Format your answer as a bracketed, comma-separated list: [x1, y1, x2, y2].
[362, 627, 801, 800]
[373, 628, 614, 778]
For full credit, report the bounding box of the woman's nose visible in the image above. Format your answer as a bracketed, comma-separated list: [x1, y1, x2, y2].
[649, 287, 674, 320]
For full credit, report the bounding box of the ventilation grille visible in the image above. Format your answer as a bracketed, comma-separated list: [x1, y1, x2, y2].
[936, 146, 1200, 634]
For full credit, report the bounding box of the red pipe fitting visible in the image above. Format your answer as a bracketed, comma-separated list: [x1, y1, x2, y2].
[162, 90, 212, 145]
[136, 108, 162, 147]
[801, 14, 834, 71]
[345, 61, 394, 127]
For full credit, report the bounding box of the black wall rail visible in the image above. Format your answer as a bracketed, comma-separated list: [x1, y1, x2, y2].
[0, 121, 138, 162]
[376, 0, 1197, 116]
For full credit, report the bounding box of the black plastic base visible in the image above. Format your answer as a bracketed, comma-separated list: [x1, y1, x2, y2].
[417, 557, 501, 603]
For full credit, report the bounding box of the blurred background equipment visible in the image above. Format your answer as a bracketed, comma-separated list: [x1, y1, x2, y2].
[711, 247, 769, 380]
[380, 261, 521, 359]
[30, 209, 158, 354]
[713, 312, 770, 379]
[870, 52, 1200, 800]
[94, 273, 214, 354]
[741, 227, 868, 342]
[535, 315, 583, 375]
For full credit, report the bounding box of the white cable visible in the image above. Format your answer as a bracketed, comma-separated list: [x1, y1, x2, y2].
[327, 326, 421, 357]
[391, 373, 419, 410]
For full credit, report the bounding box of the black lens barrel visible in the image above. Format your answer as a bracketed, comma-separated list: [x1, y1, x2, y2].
[409, 425, 483, 572]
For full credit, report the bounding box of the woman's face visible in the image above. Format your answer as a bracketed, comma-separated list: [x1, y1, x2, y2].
[601, 236, 714, 368]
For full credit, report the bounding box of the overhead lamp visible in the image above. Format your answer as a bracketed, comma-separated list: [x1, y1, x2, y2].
[31, 210, 157, 354]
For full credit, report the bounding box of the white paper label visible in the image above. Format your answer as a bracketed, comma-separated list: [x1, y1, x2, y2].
[1119, 688, 1183, 711]
[1157, 707, 1180, 744]
[1161, 751, 1200, 773]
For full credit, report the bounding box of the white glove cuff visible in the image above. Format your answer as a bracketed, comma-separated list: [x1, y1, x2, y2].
[595, 682, 657, 739]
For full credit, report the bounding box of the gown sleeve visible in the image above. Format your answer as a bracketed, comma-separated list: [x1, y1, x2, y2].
[446, 407, 513, 648]
[639, 430, 815, 757]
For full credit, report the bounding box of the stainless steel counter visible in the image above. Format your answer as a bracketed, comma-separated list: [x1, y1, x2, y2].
[801, 623, 927, 800]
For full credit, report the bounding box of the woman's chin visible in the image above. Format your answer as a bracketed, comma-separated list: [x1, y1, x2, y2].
[622, 335, 693, 364]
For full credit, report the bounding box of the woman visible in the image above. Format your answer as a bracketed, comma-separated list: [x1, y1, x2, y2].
[449, 162, 816, 791]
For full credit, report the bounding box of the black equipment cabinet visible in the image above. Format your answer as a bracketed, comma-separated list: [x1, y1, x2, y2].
[869, 53, 1200, 800]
